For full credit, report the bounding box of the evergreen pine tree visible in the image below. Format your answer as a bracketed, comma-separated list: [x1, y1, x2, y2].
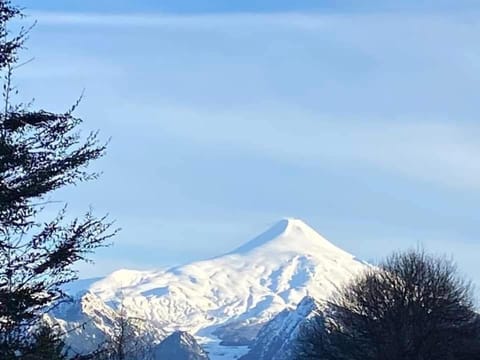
[23, 324, 68, 360]
[0, 0, 117, 357]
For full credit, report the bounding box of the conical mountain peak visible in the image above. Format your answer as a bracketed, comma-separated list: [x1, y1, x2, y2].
[229, 219, 290, 254]
[229, 218, 345, 257]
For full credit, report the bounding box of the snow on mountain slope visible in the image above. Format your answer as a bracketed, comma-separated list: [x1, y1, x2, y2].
[239, 296, 320, 360]
[54, 218, 368, 355]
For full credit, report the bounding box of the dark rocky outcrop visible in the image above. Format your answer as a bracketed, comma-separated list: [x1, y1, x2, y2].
[154, 331, 209, 360]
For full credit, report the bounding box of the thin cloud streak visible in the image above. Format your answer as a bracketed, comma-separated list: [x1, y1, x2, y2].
[139, 105, 480, 191]
[29, 10, 480, 30]
[29, 11, 337, 29]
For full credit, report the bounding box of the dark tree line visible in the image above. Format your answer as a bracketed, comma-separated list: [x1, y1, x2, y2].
[296, 250, 480, 360]
[0, 0, 116, 358]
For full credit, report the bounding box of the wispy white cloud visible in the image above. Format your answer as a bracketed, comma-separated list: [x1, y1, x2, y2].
[133, 104, 480, 191]
[20, 8, 480, 191]
[29, 11, 338, 29]
[29, 10, 480, 31]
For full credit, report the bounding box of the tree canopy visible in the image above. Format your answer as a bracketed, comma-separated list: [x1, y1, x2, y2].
[296, 250, 480, 360]
[0, 0, 116, 357]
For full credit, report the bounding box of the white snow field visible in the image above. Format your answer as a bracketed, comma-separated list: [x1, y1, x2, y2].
[54, 218, 368, 358]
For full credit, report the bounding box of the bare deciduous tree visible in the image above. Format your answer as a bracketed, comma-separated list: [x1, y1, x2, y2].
[296, 250, 480, 360]
[96, 304, 155, 360]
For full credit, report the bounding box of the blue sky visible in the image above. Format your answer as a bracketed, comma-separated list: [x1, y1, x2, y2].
[16, 0, 480, 13]
[11, 1, 480, 288]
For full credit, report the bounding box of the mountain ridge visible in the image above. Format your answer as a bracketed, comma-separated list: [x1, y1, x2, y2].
[53, 218, 368, 359]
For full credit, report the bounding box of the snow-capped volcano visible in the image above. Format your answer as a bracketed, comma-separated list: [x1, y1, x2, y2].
[53, 218, 368, 358]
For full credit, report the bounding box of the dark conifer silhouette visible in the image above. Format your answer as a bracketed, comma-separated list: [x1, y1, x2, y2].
[0, 0, 116, 357]
[22, 323, 68, 360]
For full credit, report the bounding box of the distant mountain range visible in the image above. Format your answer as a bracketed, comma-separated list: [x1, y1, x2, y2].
[50, 218, 368, 359]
